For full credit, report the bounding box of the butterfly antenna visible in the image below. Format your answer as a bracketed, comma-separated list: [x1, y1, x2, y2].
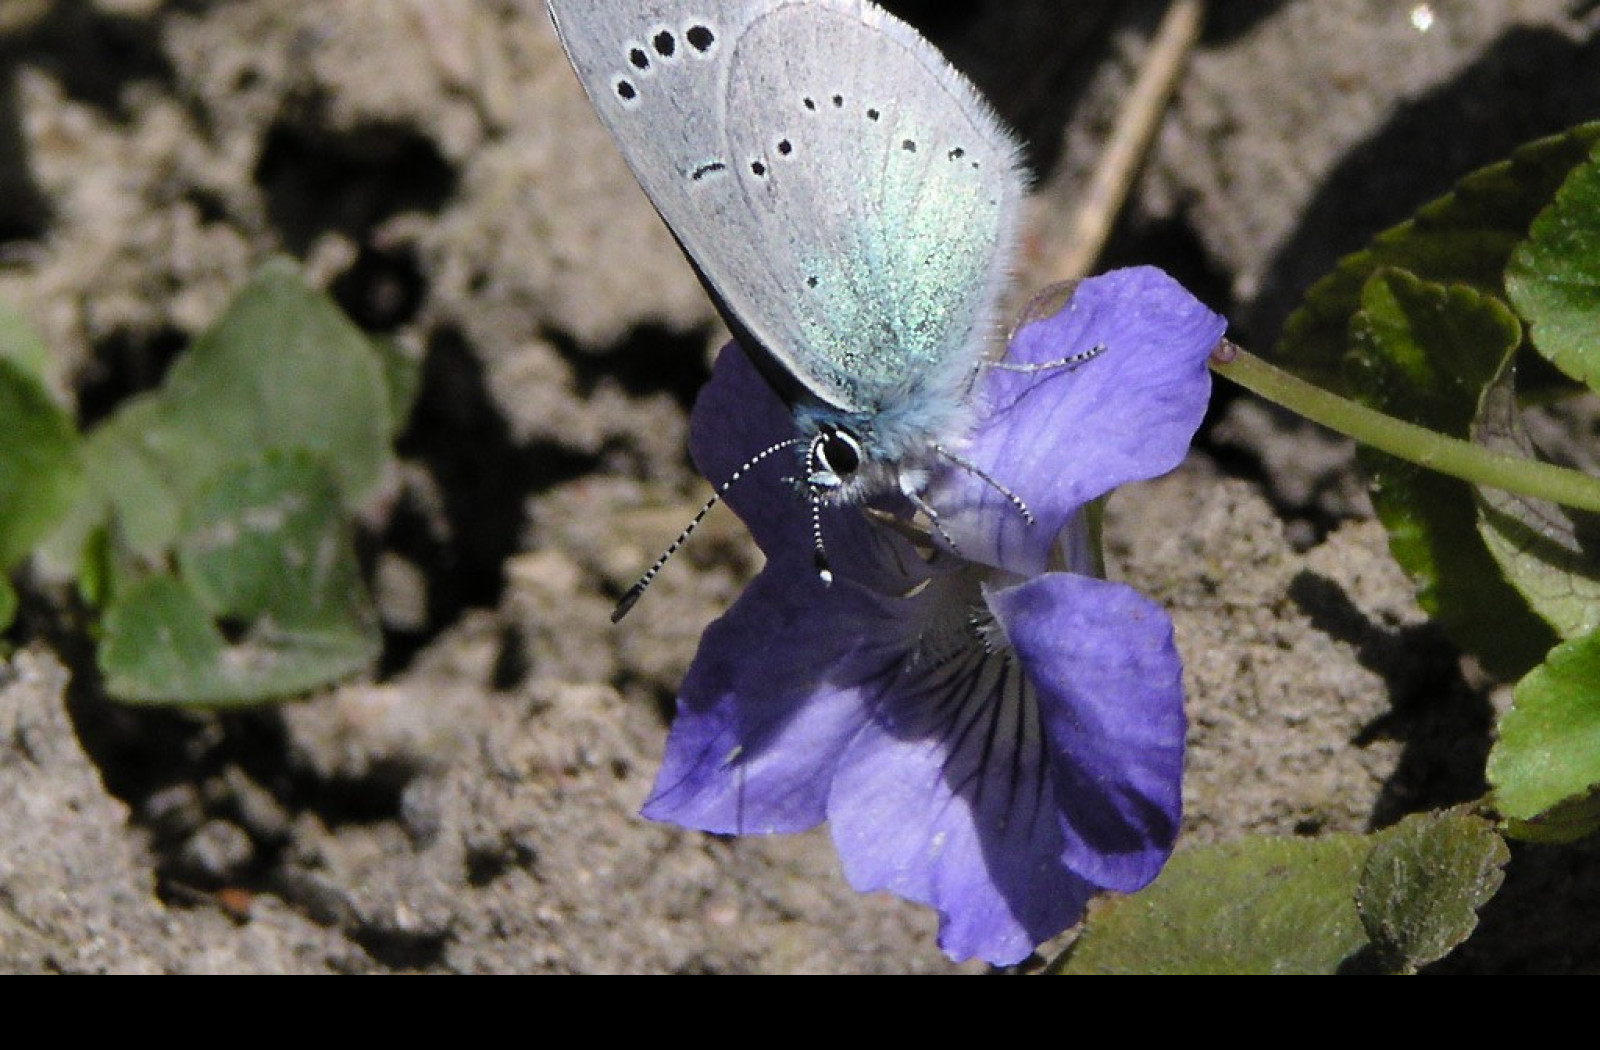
[932, 444, 1035, 525]
[811, 491, 833, 585]
[612, 437, 806, 623]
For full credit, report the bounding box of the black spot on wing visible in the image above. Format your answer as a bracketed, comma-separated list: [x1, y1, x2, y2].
[686, 24, 715, 53]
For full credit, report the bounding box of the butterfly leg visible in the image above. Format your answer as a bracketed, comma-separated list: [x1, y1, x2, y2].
[987, 341, 1106, 373]
[931, 444, 1035, 525]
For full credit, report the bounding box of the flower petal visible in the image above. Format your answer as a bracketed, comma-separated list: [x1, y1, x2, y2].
[641, 560, 909, 834]
[825, 612, 1096, 965]
[991, 572, 1185, 892]
[931, 266, 1224, 575]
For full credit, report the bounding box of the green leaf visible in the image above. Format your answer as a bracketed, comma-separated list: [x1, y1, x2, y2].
[1277, 121, 1600, 387]
[99, 575, 239, 700]
[1507, 141, 1600, 392]
[1349, 269, 1557, 677]
[372, 335, 423, 439]
[38, 256, 395, 577]
[1050, 833, 1374, 974]
[0, 299, 49, 378]
[38, 395, 184, 572]
[0, 575, 15, 635]
[98, 451, 379, 705]
[1472, 369, 1600, 640]
[0, 359, 83, 568]
[1356, 810, 1509, 973]
[176, 450, 366, 627]
[1051, 814, 1507, 974]
[156, 256, 393, 505]
[1488, 630, 1600, 843]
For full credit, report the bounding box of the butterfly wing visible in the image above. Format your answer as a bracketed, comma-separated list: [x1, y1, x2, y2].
[547, 0, 1023, 439]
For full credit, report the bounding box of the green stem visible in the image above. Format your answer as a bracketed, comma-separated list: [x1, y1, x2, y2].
[1210, 344, 1600, 514]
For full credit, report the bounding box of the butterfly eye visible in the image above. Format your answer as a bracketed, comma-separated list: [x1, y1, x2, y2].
[817, 426, 863, 478]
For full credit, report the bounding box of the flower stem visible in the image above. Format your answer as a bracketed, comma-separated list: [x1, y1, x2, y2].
[1209, 343, 1600, 514]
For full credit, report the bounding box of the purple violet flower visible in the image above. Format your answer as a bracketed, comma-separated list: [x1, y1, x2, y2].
[642, 267, 1226, 965]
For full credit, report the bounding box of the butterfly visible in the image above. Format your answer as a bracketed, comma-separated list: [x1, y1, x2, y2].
[545, 0, 1036, 616]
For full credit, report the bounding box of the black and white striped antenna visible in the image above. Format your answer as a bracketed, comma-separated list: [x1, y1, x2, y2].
[612, 436, 807, 622]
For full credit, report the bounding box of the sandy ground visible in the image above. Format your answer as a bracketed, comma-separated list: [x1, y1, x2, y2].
[3, 0, 1600, 973]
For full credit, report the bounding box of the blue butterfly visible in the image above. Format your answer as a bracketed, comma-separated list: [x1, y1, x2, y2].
[546, 0, 1075, 617]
